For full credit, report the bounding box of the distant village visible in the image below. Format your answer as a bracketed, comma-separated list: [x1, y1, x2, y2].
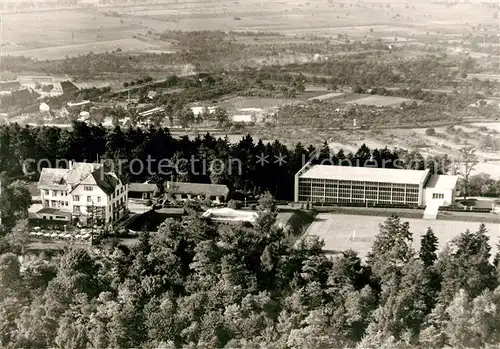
[0, 75, 278, 129]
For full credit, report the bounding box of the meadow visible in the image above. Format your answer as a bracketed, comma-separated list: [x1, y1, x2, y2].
[305, 213, 500, 259]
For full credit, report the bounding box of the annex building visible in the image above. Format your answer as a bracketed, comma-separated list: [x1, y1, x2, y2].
[294, 164, 459, 208]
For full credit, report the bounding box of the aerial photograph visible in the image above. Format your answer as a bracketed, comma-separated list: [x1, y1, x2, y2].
[0, 0, 499, 347]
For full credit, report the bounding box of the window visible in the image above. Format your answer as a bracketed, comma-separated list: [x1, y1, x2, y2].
[73, 206, 80, 213]
[432, 193, 444, 199]
[87, 196, 92, 203]
[53, 190, 58, 196]
[44, 190, 49, 195]
[84, 186, 93, 191]
[73, 195, 79, 201]
[97, 197, 101, 203]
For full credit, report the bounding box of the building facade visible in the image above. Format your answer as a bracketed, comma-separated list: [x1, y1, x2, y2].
[165, 181, 229, 204]
[295, 164, 458, 208]
[38, 162, 128, 226]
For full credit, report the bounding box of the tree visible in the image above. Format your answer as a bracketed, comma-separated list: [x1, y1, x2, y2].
[458, 147, 479, 199]
[420, 228, 438, 268]
[214, 107, 229, 128]
[438, 225, 497, 304]
[425, 128, 436, 136]
[367, 215, 414, 281]
[255, 192, 278, 233]
[0, 181, 32, 232]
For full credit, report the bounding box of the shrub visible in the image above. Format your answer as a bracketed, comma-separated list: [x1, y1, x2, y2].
[425, 128, 436, 136]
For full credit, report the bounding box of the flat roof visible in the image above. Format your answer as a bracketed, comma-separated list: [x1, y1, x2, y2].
[201, 208, 257, 223]
[299, 165, 430, 185]
[37, 207, 71, 216]
[425, 174, 459, 190]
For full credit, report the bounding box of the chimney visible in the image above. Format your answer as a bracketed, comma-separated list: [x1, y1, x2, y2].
[69, 161, 73, 170]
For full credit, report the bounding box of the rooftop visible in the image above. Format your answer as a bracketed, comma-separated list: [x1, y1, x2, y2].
[0, 80, 21, 92]
[129, 182, 158, 193]
[37, 207, 71, 216]
[201, 208, 257, 223]
[165, 181, 229, 197]
[425, 174, 459, 190]
[298, 165, 430, 185]
[38, 162, 119, 195]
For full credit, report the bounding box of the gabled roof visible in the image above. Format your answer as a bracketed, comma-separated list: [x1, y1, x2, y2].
[93, 171, 120, 195]
[129, 182, 158, 193]
[38, 162, 120, 195]
[59, 81, 79, 95]
[37, 168, 70, 190]
[425, 174, 459, 190]
[0, 80, 21, 92]
[166, 181, 229, 197]
[11, 89, 32, 103]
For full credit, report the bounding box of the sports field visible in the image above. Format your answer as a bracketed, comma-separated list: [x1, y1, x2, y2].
[305, 213, 500, 259]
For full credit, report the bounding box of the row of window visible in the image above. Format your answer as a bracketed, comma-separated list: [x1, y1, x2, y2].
[44, 200, 69, 208]
[298, 182, 420, 204]
[44, 185, 125, 200]
[299, 178, 420, 189]
[111, 186, 126, 200]
[73, 195, 102, 203]
[432, 193, 445, 199]
[44, 190, 68, 196]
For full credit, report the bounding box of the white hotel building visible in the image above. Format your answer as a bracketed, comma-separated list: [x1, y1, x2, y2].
[294, 164, 459, 208]
[37, 162, 128, 225]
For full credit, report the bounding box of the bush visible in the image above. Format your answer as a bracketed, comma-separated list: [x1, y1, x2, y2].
[227, 199, 241, 209]
[425, 128, 436, 136]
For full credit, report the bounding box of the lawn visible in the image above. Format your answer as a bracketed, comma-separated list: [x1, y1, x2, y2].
[345, 95, 415, 107]
[305, 213, 500, 259]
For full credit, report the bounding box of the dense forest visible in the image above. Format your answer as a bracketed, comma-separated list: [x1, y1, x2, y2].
[0, 194, 500, 348]
[0, 122, 457, 200]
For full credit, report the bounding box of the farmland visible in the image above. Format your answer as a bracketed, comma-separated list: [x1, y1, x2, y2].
[2, 38, 173, 61]
[1, 1, 497, 61]
[305, 213, 500, 259]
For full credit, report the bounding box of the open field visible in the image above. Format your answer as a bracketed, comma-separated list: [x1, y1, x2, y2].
[2, 38, 172, 61]
[305, 213, 500, 259]
[1, 1, 496, 60]
[345, 95, 415, 107]
[309, 92, 344, 101]
[467, 74, 500, 82]
[217, 96, 297, 111]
